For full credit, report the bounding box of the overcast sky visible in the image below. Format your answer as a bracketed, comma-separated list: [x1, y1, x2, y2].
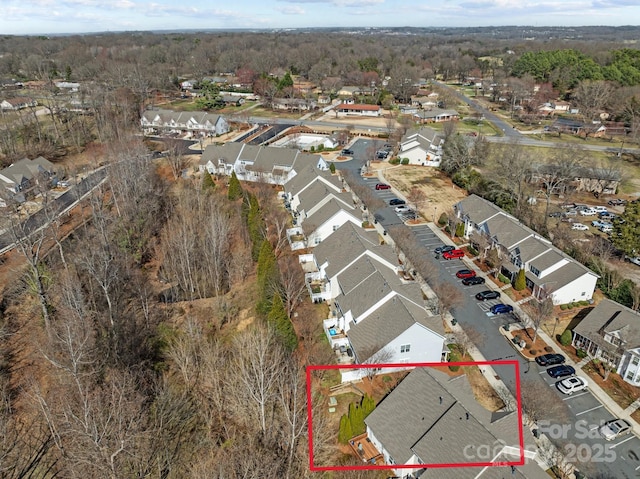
[2, 0, 640, 35]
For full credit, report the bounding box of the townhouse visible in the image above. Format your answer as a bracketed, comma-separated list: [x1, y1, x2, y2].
[397, 127, 445, 167]
[455, 195, 598, 305]
[140, 108, 229, 137]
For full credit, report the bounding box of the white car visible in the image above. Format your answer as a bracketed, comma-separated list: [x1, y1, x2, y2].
[572, 223, 589, 231]
[395, 205, 411, 213]
[556, 376, 588, 395]
[599, 419, 632, 441]
[579, 208, 598, 216]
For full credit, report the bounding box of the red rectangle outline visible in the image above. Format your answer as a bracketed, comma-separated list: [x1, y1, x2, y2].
[306, 360, 524, 472]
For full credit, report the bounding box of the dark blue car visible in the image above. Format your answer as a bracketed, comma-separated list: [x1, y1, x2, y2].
[490, 303, 514, 314]
[547, 365, 576, 378]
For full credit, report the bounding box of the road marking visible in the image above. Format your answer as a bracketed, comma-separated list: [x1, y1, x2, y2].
[562, 391, 590, 400]
[611, 435, 635, 449]
[539, 370, 547, 375]
[575, 405, 604, 416]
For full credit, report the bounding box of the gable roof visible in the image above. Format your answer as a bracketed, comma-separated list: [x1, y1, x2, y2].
[284, 164, 341, 198]
[301, 198, 359, 236]
[297, 180, 352, 215]
[456, 194, 503, 224]
[574, 299, 640, 349]
[313, 222, 395, 277]
[347, 297, 443, 362]
[199, 142, 245, 166]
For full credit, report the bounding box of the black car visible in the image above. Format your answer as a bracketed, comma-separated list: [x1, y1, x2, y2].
[462, 276, 486, 286]
[535, 353, 565, 367]
[475, 290, 500, 301]
[435, 245, 455, 254]
[341, 149, 354, 155]
[547, 365, 575, 378]
[389, 198, 406, 206]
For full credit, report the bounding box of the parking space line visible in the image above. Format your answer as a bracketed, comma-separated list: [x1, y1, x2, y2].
[610, 436, 635, 449]
[575, 405, 604, 416]
[562, 391, 590, 400]
[539, 371, 547, 375]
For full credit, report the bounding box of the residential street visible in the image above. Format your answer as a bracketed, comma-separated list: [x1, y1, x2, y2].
[334, 149, 640, 478]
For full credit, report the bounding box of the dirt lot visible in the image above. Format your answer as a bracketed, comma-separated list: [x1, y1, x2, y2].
[373, 164, 469, 219]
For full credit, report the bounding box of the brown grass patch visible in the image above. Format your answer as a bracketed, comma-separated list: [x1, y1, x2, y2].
[582, 360, 640, 410]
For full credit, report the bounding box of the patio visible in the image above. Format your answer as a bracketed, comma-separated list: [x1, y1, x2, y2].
[348, 432, 384, 465]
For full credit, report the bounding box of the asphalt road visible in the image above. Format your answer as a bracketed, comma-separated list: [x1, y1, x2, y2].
[344, 172, 640, 479]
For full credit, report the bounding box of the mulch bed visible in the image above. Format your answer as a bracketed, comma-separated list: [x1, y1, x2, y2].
[582, 360, 640, 410]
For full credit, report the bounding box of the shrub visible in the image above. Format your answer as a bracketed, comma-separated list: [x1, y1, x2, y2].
[455, 222, 465, 238]
[560, 330, 572, 346]
[444, 225, 451, 234]
[498, 273, 510, 284]
[317, 144, 325, 151]
[567, 304, 574, 309]
[529, 349, 537, 355]
[544, 346, 553, 353]
[310, 145, 315, 152]
[438, 213, 448, 226]
[576, 349, 588, 359]
[513, 269, 526, 291]
[329, 162, 336, 174]
[467, 246, 479, 256]
[560, 304, 568, 310]
[571, 302, 580, 308]
[389, 157, 400, 165]
[579, 300, 589, 306]
[401, 158, 409, 165]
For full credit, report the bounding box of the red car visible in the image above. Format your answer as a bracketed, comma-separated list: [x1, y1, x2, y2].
[375, 183, 391, 190]
[443, 249, 465, 260]
[456, 269, 476, 279]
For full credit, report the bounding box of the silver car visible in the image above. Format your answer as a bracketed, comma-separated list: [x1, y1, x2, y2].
[599, 419, 632, 441]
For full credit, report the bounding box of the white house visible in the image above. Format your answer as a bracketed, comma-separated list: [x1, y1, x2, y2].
[1, 97, 37, 110]
[302, 198, 363, 247]
[455, 195, 598, 305]
[283, 164, 342, 212]
[363, 368, 540, 478]
[573, 299, 640, 387]
[199, 143, 327, 186]
[140, 109, 229, 137]
[397, 127, 444, 167]
[335, 103, 380, 117]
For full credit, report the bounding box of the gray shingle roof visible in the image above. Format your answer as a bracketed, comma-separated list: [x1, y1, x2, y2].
[485, 215, 532, 249]
[297, 181, 352, 216]
[574, 299, 640, 349]
[509, 236, 552, 264]
[301, 198, 359, 236]
[365, 368, 457, 465]
[529, 249, 565, 272]
[199, 143, 245, 166]
[347, 298, 442, 362]
[457, 194, 503, 225]
[284, 164, 341, 198]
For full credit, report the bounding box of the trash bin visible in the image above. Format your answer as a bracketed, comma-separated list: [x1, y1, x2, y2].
[451, 318, 457, 326]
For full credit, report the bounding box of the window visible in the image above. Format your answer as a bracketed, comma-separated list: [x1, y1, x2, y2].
[627, 371, 635, 381]
[529, 266, 540, 277]
[333, 224, 339, 232]
[632, 356, 640, 366]
[400, 344, 411, 353]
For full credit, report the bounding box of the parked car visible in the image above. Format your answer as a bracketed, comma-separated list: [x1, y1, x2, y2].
[535, 353, 565, 367]
[556, 376, 588, 395]
[572, 223, 589, 231]
[548, 211, 562, 218]
[476, 290, 500, 301]
[443, 249, 465, 260]
[625, 256, 640, 267]
[435, 245, 455, 254]
[599, 419, 632, 441]
[395, 205, 411, 213]
[375, 183, 391, 190]
[547, 365, 576, 378]
[389, 198, 406, 206]
[591, 220, 609, 228]
[608, 198, 627, 206]
[376, 150, 389, 159]
[455, 269, 476, 279]
[341, 149, 354, 155]
[579, 208, 598, 216]
[598, 211, 616, 219]
[599, 225, 613, 233]
[563, 210, 577, 217]
[462, 276, 486, 286]
[592, 206, 608, 213]
[490, 303, 514, 314]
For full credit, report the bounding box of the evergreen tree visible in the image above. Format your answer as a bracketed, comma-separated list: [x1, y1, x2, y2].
[329, 162, 336, 174]
[278, 72, 294, 90]
[268, 293, 298, 351]
[611, 201, 640, 257]
[338, 414, 352, 444]
[228, 171, 243, 200]
[514, 269, 526, 291]
[201, 172, 215, 191]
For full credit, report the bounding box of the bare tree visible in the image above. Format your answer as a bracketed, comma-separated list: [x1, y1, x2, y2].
[494, 139, 533, 215]
[165, 138, 187, 180]
[573, 80, 613, 135]
[523, 294, 554, 343]
[406, 185, 427, 213]
[520, 379, 569, 426]
[277, 254, 308, 318]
